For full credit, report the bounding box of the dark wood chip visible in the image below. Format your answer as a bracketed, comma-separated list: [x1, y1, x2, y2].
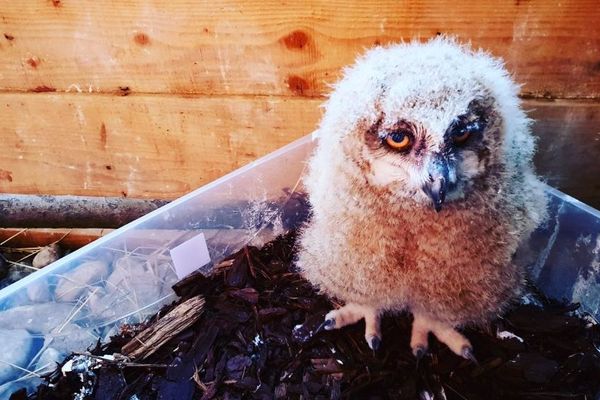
[224, 251, 250, 288]
[258, 307, 287, 321]
[228, 287, 259, 304]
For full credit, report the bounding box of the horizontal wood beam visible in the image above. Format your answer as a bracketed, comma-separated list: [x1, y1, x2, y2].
[0, 228, 113, 249]
[0, 94, 599, 209]
[0, 0, 598, 99]
[0, 93, 320, 199]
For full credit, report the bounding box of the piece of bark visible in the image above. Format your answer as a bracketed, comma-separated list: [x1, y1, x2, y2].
[224, 250, 249, 288]
[122, 295, 205, 360]
[227, 287, 259, 304]
[172, 270, 213, 298]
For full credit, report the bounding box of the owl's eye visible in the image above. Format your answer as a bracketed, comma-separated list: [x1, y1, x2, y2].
[385, 131, 412, 151]
[451, 121, 483, 145]
[452, 129, 471, 144]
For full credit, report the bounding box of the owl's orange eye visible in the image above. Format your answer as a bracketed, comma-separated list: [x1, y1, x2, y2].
[450, 120, 483, 145]
[385, 131, 412, 151]
[452, 131, 470, 144]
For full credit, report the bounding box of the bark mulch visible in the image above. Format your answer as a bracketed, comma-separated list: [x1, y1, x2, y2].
[21, 231, 600, 400]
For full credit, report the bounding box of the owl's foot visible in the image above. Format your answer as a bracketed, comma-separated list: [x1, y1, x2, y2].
[323, 303, 382, 350]
[410, 313, 476, 362]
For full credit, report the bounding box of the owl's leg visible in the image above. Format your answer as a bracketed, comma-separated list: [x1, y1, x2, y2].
[410, 314, 430, 359]
[324, 303, 382, 350]
[411, 313, 476, 362]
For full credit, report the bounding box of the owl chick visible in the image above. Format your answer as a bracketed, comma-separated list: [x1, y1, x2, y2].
[296, 37, 547, 359]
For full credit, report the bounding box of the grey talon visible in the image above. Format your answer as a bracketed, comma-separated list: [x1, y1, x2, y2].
[413, 346, 427, 361]
[369, 336, 381, 351]
[323, 318, 335, 330]
[461, 345, 478, 364]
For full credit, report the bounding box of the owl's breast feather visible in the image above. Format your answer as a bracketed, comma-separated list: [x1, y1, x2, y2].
[297, 181, 543, 325]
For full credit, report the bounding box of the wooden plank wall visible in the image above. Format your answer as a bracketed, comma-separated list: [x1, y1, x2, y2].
[0, 1, 599, 207]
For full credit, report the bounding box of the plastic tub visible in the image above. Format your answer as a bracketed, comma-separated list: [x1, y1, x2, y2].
[0, 134, 598, 395]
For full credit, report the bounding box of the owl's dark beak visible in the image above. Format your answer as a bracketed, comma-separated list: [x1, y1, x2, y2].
[423, 154, 451, 212]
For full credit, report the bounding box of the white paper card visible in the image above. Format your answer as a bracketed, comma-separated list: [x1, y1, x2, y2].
[169, 233, 211, 279]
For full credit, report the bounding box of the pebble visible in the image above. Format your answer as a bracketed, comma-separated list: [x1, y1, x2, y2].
[35, 347, 63, 375]
[86, 256, 163, 324]
[0, 303, 82, 333]
[46, 323, 97, 355]
[32, 243, 62, 269]
[55, 259, 111, 302]
[27, 281, 53, 303]
[0, 329, 37, 384]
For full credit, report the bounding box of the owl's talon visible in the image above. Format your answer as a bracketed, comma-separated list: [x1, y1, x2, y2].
[323, 318, 336, 330]
[368, 336, 381, 351]
[412, 312, 472, 358]
[413, 345, 427, 361]
[410, 317, 429, 358]
[461, 345, 478, 364]
[324, 304, 382, 348]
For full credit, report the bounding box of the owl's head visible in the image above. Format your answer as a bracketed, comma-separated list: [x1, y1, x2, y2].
[316, 37, 534, 211]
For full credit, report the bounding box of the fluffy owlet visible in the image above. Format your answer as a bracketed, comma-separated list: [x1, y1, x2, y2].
[296, 37, 548, 359]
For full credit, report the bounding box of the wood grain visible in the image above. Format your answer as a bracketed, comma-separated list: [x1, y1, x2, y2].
[0, 228, 113, 249]
[0, 194, 167, 228]
[122, 295, 205, 360]
[0, 93, 321, 199]
[1, 93, 599, 208]
[0, 0, 598, 98]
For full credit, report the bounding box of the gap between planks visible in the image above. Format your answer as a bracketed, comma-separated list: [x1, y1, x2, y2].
[0, 228, 114, 250]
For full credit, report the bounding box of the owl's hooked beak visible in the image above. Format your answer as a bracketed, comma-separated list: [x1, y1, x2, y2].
[423, 154, 454, 212]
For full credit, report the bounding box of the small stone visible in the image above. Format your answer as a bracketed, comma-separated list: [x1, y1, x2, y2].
[32, 244, 62, 269]
[55, 259, 111, 302]
[34, 347, 62, 375]
[86, 256, 166, 324]
[26, 281, 52, 303]
[0, 329, 36, 384]
[45, 324, 96, 355]
[0, 303, 81, 333]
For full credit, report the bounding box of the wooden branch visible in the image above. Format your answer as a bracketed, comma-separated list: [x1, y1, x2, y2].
[122, 295, 205, 360]
[0, 194, 168, 228]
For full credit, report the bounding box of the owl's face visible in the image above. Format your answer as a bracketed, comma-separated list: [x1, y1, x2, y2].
[358, 89, 501, 211]
[322, 38, 521, 211]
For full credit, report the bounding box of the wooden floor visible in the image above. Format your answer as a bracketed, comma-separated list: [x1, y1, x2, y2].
[0, 0, 599, 208]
